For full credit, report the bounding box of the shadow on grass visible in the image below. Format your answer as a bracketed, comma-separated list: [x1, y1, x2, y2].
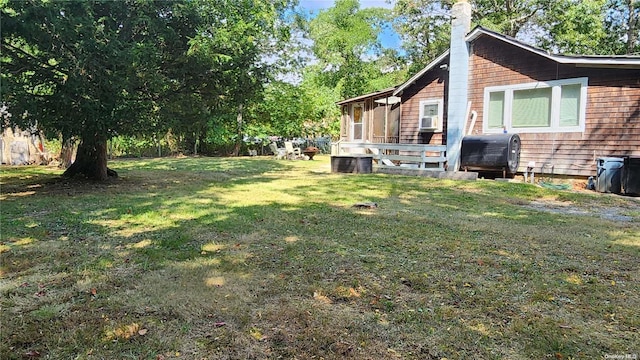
[0, 156, 295, 200]
[1, 156, 638, 359]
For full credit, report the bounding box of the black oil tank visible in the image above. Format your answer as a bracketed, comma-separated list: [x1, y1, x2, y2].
[460, 134, 521, 174]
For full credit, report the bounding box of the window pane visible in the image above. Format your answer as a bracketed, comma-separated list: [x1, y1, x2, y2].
[512, 87, 551, 127]
[353, 106, 363, 124]
[353, 106, 363, 139]
[353, 123, 362, 140]
[488, 91, 505, 128]
[560, 84, 580, 126]
[423, 104, 438, 117]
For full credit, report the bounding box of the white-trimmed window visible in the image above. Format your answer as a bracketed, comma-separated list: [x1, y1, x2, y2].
[483, 77, 587, 133]
[418, 99, 444, 132]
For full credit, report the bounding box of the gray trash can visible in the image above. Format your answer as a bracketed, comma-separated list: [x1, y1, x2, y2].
[596, 157, 624, 193]
[622, 156, 640, 195]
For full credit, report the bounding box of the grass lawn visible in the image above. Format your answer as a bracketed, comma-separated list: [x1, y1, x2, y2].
[1, 155, 639, 359]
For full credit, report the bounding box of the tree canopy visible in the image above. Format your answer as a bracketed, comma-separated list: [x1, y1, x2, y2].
[392, 0, 638, 71]
[2, 0, 637, 180]
[306, 0, 403, 99]
[1, 0, 292, 179]
[539, 0, 639, 55]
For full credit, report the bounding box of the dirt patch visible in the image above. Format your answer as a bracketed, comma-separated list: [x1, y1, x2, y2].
[525, 199, 637, 222]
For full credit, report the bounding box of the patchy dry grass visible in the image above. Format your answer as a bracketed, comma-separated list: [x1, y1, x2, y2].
[1, 156, 639, 359]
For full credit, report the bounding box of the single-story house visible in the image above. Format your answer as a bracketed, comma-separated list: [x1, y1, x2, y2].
[336, 0, 640, 177]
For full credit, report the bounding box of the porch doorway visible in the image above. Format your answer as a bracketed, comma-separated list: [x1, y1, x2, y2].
[350, 103, 364, 141]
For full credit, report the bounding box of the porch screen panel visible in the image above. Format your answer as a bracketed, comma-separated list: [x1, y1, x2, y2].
[388, 104, 400, 142]
[512, 87, 551, 127]
[372, 104, 385, 142]
[487, 91, 505, 129]
[341, 106, 348, 136]
[559, 84, 580, 127]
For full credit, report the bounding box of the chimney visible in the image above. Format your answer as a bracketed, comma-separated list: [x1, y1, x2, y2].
[446, 0, 471, 171]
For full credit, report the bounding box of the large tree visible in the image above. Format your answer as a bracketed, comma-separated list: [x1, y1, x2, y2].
[612, 0, 640, 54]
[392, 0, 553, 71]
[392, 0, 638, 72]
[245, 76, 343, 141]
[539, 0, 639, 55]
[536, 0, 610, 55]
[1, 0, 292, 180]
[472, 0, 552, 37]
[171, 0, 294, 156]
[306, 0, 400, 99]
[392, 0, 451, 73]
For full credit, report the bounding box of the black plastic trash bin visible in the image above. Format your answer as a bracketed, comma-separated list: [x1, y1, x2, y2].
[331, 155, 373, 174]
[596, 157, 624, 193]
[622, 156, 640, 195]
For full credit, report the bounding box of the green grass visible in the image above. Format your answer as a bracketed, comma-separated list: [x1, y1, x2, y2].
[1, 155, 638, 359]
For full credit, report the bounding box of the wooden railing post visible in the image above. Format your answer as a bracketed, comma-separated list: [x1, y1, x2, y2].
[331, 142, 447, 171]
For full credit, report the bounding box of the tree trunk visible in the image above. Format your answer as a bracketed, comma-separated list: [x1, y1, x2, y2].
[156, 134, 162, 157]
[59, 135, 76, 169]
[63, 137, 117, 180]
[233, 103, 243, 157]
[194, 132, 199, 155]
[626, 0, 638, 54]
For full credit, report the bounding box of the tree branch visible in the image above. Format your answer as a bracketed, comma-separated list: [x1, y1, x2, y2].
[509, 5, 543, 33]
[1, 41, 59, 71]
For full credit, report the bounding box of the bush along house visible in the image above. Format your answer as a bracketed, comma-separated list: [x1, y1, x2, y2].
[335, 0, 640, 180]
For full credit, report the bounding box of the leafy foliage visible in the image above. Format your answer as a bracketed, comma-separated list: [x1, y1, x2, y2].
[3, 1, 172, 140]
[539, 0, 639, 55]
[537, 0, 611, 55]
[247, 81, 309, 139]
[306, 0, 400, 99]
[392, 0, 452, 73]
[1, 0, 293, 178]
[392, 0, 637, 75]
[392, 0, 552, 72]
[606, 0, 640, 54]
[472, 0, 552, 37]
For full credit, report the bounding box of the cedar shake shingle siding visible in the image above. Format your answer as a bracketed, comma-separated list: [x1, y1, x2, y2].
[337, 27, 639, 177]
[468, 36, 640, 176]
[399, 66, 448, 145]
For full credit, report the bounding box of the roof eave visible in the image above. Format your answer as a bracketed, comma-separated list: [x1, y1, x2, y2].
[393, 50, 450, 96]
[335, 87, 397, 105]
[466, 26, 640, 68]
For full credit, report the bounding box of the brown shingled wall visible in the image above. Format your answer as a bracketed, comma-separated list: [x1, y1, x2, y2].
[399, 66, 449, 146]
[468, 36, 640, 177]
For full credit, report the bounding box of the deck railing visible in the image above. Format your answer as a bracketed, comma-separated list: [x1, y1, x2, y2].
[372, 136, 399, 144]
[333, 141, 447, 171]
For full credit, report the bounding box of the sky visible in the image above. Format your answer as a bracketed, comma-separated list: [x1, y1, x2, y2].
[300, 0, 394, 12]
[297, 0, 403, 52]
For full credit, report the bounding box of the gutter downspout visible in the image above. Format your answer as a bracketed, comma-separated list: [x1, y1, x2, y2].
[445, 0, 471, 171]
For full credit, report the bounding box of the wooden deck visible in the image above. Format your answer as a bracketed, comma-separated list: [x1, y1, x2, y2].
[334, 141, 446, 169]
[332, 141, 478, 180]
